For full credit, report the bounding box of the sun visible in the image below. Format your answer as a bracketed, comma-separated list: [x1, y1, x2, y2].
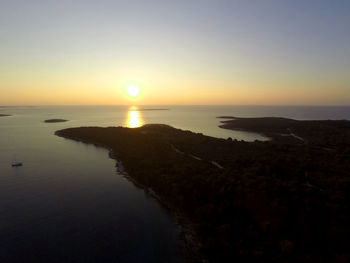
[127, 85, 140, 98]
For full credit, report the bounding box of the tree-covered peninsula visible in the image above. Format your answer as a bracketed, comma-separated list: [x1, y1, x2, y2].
[56, 118, 350, 263]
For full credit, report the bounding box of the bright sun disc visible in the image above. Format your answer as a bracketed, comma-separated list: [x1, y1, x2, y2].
[127, 85, 140, 98]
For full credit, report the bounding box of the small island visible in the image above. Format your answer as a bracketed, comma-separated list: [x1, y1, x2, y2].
[44, 119, 68, 123]
[139, 108, 170, 111]
[56, 119, 350, 263]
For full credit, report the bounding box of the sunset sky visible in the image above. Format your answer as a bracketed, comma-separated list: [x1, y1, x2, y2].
[1, 0, 349, 105]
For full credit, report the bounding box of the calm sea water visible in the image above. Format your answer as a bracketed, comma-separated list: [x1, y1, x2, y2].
[0, 105, 349, 262]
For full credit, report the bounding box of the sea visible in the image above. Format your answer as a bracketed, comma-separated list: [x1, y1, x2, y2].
[0, 105, 349, 262]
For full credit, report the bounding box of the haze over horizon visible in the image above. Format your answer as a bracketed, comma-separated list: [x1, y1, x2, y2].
[1, 0, 349, 106]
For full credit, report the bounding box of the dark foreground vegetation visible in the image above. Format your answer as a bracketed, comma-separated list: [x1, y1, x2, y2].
[44, 119, 68, 123]
[56, 118, 350, 263]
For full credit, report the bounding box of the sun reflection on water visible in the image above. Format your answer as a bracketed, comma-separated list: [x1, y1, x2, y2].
[126, 106, 144, 128]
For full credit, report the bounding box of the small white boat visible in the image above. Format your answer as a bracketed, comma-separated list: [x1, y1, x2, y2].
[11, 155, 23, 167]
[12, 162, 23, 167]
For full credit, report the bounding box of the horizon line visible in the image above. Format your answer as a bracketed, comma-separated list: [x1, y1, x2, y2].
[1, 104, 350, 107]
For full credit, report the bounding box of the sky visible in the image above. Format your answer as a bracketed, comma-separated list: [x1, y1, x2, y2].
[1, 0, 349, 105]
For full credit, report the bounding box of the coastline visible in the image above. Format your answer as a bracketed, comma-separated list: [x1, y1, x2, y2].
[55, 119, 350, 262]
[218, 116, 350, 144]
[56, 131, 206, 263]
[112, 155, 206, 263]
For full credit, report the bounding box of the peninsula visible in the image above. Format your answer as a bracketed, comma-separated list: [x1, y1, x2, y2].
[0, 114, 11, 117]
[219, 116, 350, 145]
[56, 118, 350, 263]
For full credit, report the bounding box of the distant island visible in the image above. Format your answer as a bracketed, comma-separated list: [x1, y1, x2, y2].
[0, 114, 11, 117]
[139, 108, 170, 111]
[56, 118, 350, 263]
[44, 119, 68, 123]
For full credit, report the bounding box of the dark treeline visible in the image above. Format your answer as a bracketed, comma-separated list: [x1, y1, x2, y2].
[56, 118, 350, 263]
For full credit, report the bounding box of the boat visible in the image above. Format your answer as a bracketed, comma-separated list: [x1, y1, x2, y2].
[12, 162, 23, 167]
[11, 155, 23, 167]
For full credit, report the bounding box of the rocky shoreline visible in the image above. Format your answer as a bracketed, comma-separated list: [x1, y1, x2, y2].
[57, 133, 207, 262]
[108, 149, 207, 263]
